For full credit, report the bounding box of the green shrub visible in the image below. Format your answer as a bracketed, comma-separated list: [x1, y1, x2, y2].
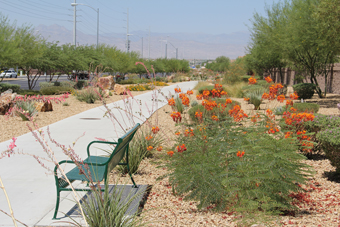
[175, 97, 184, 113]
[53, 81, 61, 86]
[60, 81, 76, 88]
[117, 127, 163, 174]
[246, 88, 266, 110]
[17, 90, 41, 96]
[75, 87, 100, 103]
[74, 80, 89, 90]
[293, 103, 319, 113]
[14, 101, 38, 121]
[188, 99, 239, 122]
[118, 79, 135, 85]
[317, 128, 340, 172]
[197, 85, 215, 94]
[292, 83, 316, 99]
[40, 86, 73, 95]
[190, 100, 198, 107]
[0, 83, 21, 93]
[164, 116, 311, 215]
[39, 82, 54, 89]
[62, 102, 69, 106]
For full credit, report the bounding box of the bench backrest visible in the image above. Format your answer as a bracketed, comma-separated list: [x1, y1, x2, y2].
[106, 123, 140, 173]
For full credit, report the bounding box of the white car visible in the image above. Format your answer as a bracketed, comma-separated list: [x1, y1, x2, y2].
[0, 70, 18, 78]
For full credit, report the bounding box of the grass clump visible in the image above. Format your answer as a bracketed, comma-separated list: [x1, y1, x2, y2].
[75, 87, 101, 104]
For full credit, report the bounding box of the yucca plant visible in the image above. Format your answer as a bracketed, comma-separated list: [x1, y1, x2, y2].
[14, 101, 38, 121]
[246, 88, 266, 110]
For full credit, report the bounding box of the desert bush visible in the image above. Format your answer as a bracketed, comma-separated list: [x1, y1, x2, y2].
[74, 80, 89, 90]
[14, 101, 38, 121]
[75, 87, 101, 103]
[60, 81, 76, 88]
[223, 82, 248, 98]
[165, 114, 311, 214]
[293, 103, 319, 113]
[0, 83, 21, 93]
[190, 100, 198, 107]
[18, 90, 41, 95]
[117, 127, 162, 174]
[198, 85, 215, 94]
[292, 83, 316, 99]
[119, 79, 136, 85]
[317, 128, 340, 172]
[126, 84, 151, 91]
[246, 88, 266, 110]
[39, 82, 54, 89]
[40, 86, 73, 95]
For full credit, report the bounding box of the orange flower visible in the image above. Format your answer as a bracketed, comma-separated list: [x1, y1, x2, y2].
[229, 105, 248, 122]
[265, 76, 273, 83]
[286, 100, 294, 107]
[145, 135, 153, 140]
[225, 99, 232, 104]
[176, 144, 187, 153]
[184, 129, 195, 137]
[290, 107, 297, 112]
[147, 146, 153, 151]
[214, 84, 223, 90]
[168, 98, 175, 106]
[277, 94, 285, 103]
[262, 92, 270, 100]
[187, 90, 193, 95]
[175, 131, 181, 136]
[195, 111, 203, 120]
[157, 146, 163, 151]
[202, 100, 217, 111]
[244, 97, 250, 101]
[196, 94, 203, 100]
[211, 115, 219, 121]
[167, 151, 174, 157]
[174, 88, 181, 93]
[248, 77, 257, 84]
[220, 91, 227, 96]
[152, 126, 160, 134]
[181, 96, 190, 106]
[170, 112, 182, 123]
[285, 131, 293, 138]
[237, 151, 245, 157]
[290, 92, 299, 100]
[203, 90, 210, 98]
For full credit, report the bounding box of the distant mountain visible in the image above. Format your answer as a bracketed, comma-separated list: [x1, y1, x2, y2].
[35, 24, 249, 59]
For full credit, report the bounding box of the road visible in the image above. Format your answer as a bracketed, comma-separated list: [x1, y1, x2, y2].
[1, 75, 75, 91]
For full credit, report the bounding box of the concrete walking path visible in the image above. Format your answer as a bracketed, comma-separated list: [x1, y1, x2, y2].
[0, 81, 198, 226]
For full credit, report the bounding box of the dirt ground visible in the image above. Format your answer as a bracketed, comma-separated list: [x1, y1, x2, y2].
[2, 86, 340, 226]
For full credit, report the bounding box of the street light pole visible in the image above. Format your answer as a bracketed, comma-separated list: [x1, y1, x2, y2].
[73, 0, 76, 46]
[71, 2, 99, 48]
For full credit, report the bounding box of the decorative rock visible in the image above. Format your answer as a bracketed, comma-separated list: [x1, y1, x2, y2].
[114, 84, 126, 95]
[35, 101, 53, 112]
[98, 76, 115, 90]
[0, 93, 15, 115]
[1, 89, 13, 97]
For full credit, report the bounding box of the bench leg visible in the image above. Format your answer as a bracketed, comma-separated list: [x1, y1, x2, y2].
[128, 171, 138, 188]
[53, 190, 60, 220]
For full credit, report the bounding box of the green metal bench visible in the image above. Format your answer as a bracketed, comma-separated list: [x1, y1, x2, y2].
[53, 123, 140, 219]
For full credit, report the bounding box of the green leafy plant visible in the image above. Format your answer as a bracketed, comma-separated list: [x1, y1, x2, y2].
[40, 86, 73, 95]
[317, 128, 340, 172]
[246, 88, 266, 110]
[117, 127, 163, 174]
[293, 103, 319, 113]
[14, 101, 38, 121]
[0, 83, 21, 93]
[62, 102, 69, 106]
[164, 116, 311, 216]
[77, 183, 143, 227]
[75, 87, 101, 104]
[293, 83, 316, 99]
[174, 97, 184, 113]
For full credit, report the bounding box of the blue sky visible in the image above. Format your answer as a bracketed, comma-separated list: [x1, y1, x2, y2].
[1, 0, 280, 37]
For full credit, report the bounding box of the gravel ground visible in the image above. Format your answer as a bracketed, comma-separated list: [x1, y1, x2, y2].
[2, 86, 340, 226]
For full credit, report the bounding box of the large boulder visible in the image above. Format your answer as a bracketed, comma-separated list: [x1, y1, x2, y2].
[114, 84, 126, 95]
[0, 93, 15, 115]
[35, 101, 53, 112]
[98, 76, 115, 90]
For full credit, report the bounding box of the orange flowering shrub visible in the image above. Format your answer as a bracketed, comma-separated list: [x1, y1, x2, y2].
[202, 100, 217, 111]
[168, 98, 175, 106]
[248, 76, 257, 84]
[174, 88, 181, 93]
[187, 90, 194, 95]
[236, 151, 245, 157]
[145, 135, 153, 140]
[184, 129, 195, 137]
[157, 146, 163, 151]
[196, 94, 203, 100]
[265, 76, 273, 83]
[181, 96, 190, 107]
[151, 126, 160, 134]
[228, 105, 248, 122]
[167, 151, 174, 157]
[147, 146, 153, 151]
[171, 112, 182, 123]
[176, 144, 187, 153]
[195, 111, 203, 121]
[211, 115, 219, 121]
[277, 94, 285, 103]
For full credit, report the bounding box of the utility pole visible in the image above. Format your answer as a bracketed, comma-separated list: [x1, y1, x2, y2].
[148, 27, 150, 60]
[73, 0, 76, 46]
[126, 8, 130, 53]
[141, 37, 143, 58]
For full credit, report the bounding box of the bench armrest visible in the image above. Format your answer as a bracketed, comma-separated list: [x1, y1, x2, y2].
[86, 140, 118, 157]
[54, 160, 107, 176]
